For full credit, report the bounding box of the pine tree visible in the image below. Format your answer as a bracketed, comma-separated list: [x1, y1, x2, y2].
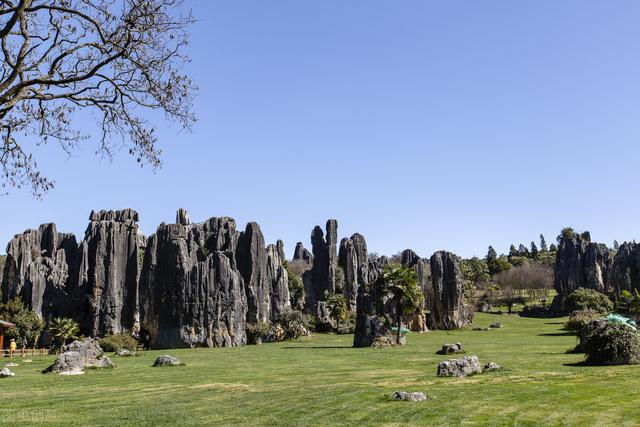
[540, 234, 548, 252]
[530, 241, 539, 259]
[613, 240, 620, 250]
[509, 245, 518, 258]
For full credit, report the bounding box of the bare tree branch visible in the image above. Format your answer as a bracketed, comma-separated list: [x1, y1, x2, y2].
[0, 0, 197, 197]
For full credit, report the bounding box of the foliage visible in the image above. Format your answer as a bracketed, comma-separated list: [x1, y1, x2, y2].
[326, 293, 348, 329]
[286, 259, 312, 277]
[334, 267, 345, 294]
[0, 299, 44, 347]
[99, 334, 139, 352]
[274, 311, 311, 340]
[618, 289, 640, 313]
[566, 288, 613, 314]
[48, 317, 80, 350]
[564, 309, 602, 332]
[0, 0, 196, 196]
[540, 234, 548, 253]
[558, 227, 576, 243]
[374, 263, 424, 344]
[285, 264, 305, 309]
[583, 322, 640, 365]
[246, 322, 271, 345]
[461, 257, 490, 285]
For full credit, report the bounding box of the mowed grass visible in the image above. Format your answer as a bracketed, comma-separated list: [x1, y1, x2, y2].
[2, 313, 640, 426]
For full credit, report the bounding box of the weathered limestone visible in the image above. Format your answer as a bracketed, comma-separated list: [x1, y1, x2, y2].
[139, 217, 247, 348]
[236, 222, 270, 323]
[609, 242, 640, 296]
[401, 249, 428, 332]
[303, 219, 338, 311]
[176, 208, 190, 226]
[338, 233, 369, 311]
[553, 232, 611, 311]
[75, 210, 144, 336]
[42, 338, 114, 375]
[292, 242, 313, 265]
[1, 223, 78, 321]
[437, 356, 482, 377]
[429, 251, 472, 330]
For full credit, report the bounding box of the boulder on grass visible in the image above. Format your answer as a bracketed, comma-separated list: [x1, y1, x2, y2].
[153, 355, 182, 367]
[437, 356, 482, 377]
[436, 343, 464, 355]
[489, 322, 503, 329]
[484, 362, 501, 371]
[393, 391, 427, 401]
[0, 368, 15, 377]
[43, 338, 115, 375]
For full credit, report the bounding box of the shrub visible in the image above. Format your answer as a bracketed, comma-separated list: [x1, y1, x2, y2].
[246, 322, 271, 345]
[274, 310, 311, 340]
[566, 288, 613, 314]
[583, 322, 640, 365]
[564, 309, 602, 332]
[99, 334, 139, 352]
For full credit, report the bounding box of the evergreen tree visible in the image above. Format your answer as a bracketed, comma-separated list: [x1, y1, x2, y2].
[530, 242, 539, 259]
[540, 234, 548, 252]
[550, 243, 558, 252]
[509, 245, 518, 259]
[518, 244, 529, 257]
[486, 246, 497, 263]
[614, 240, 620, 250]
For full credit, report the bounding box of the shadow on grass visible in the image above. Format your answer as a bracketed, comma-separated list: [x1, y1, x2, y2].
[544, 322, 565, 325]
[281, 346, 353, 350]
[538, 332, 574, 337]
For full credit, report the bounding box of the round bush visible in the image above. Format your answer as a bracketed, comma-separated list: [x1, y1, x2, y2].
[566, 288, 613, 314]
[583, 322, 640, 365]
[99, 334, 138, 352]
[564, 309, 601, 332]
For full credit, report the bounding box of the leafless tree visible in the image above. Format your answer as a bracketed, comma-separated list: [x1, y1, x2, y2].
[493, 263, 553, 313]
[1, 0, 196, 196]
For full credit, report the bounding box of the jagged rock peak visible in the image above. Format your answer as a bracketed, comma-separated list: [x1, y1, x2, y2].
[89, 209, 139, 223]
[429, 250, 472, 330]
[176, 208, 190, 226]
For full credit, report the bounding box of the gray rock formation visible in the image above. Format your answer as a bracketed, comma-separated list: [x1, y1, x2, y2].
[292, 242, 313, 265]
[153, 355, 182, 366]
[338, 233, 369, 311]
[437, 355, 482, 377]
[43, 338, 114, 375]
[303, 219, 338, 310]
[609, 242, 640, 296]
[429, 251, 472, 329]
[553, 232, 611, 311]
[236, 222, 270, 323]
[265, 243, 291, 320]
[276, 240, 286, 262]
[1, 223, 78, 321]
[401, 249, 428, 332]
[75, 210, 144, 336]
[484, 362, 501, 371]
[176, 208, 190, 226]
[139, 217, 247, 348]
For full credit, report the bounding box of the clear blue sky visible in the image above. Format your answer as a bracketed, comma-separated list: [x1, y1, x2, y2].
[2, 1, 640, 259]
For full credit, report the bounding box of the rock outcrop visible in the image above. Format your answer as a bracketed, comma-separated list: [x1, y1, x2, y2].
[292, 242, 313, 265]
[43, 338, 114, 375]
[153, 355, 182, 366]
[429, 251, 472, 329]
[303, 219, 338, 311]
[75, 210, 145, 336]
[401, 249, 428, 332]
[609, 242, 640, 296]
[139, 216, 247, 348]
[338, 233, 369, 310]
[1, 223, 78, 321]
[553, 231, 611, 311]
[437, 356, 482, 377]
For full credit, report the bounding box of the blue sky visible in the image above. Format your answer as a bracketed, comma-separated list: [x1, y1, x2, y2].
[2, 1, 640, 259]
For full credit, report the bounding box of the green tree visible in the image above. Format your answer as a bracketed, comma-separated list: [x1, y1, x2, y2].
[613, 240, 620, 251]
[0, 299, 44, 347]
[461, 257, 490, 285]
[508, 245, 519, 259]
[285, 263, 305, 309]
[326, 293, 348, 330]
[540, 234, 548, 252]
[374, 264, 424, 345]
[48, 317, 80, 351]
[530, 242, 539, 259]
[549, 243, 558, 252]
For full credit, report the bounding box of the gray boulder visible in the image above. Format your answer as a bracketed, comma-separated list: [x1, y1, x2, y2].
[153, 355, 182, 367]
[392, 391, 427, 401]
[43, 338, 115, 375]
[437, 356, 482, 377]
[437, 343, 464, 355]
[0, 368, 15, 377]
[489, 322, 502, 329]
[484, 362, 501, 371]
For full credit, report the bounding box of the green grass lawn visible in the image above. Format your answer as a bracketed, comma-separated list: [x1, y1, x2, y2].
[2, 313, 640, 426]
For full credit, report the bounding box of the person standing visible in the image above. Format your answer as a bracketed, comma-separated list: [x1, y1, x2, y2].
[9, 339, 16, 358]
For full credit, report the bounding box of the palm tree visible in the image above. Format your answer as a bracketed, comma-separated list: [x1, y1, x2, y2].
[48, 317, 80, 352]
[375, 264, 424, 345]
